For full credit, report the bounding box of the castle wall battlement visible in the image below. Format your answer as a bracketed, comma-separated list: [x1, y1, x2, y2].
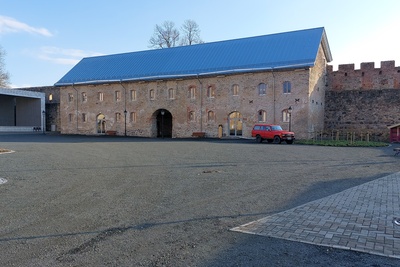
[327, 60, 400, 91]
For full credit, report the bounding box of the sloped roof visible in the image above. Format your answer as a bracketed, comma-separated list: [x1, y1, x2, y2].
[55, 27, 332, 86]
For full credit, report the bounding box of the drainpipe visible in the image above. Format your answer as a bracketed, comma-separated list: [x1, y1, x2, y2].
[196, 75, 203, 132]
[72, 83, 79, 132]
[272, 68, 276, 124]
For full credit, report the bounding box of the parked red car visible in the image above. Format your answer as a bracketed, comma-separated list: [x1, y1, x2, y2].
[251, 124, 295, 144]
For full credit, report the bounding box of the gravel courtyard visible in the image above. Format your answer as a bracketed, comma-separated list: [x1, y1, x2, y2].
[0, 134, 399, 266]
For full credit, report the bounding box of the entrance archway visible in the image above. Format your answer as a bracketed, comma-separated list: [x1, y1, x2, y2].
[96, 113, 106, 134]
[228, 111, 242, 136]
[156, 109, 172, 138]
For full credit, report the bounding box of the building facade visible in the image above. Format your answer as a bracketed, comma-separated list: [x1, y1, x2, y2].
[56, 28, 332, 139]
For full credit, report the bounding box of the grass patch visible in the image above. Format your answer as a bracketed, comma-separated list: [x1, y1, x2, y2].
[296, 140, 388, 147]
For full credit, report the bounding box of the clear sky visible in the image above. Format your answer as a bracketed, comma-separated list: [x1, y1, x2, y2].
[0, 0, 399, 88]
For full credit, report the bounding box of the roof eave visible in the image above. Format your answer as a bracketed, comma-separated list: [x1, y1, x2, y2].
[54, 62, 314, 86]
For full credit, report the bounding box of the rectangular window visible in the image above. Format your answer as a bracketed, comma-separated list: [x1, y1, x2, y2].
[115, 90, 121, 101]
[82, 92, 87, 102]
[168, 88, 175, 99]
[258, 83, 267, 95]
[232, 84, 239, 96]
[68, 93, 74, 102]
[116, 112, 121, 122]
[207, 111, 215, 121]
[82, 113, 87, 122]
[282, 110, 290, 122]
[150, 89, 155, 100]
[283, 81, 291, 94]
[68, 113, 73, 122]
[189, 87, 196, 99]
[130, 90, 137, 101]
[130, 112, 137, 123]
[188, 111, 195, 121]
[258, 110, 267, 122]
[98, 92, 104, 101]
[207, 86, 215, 98]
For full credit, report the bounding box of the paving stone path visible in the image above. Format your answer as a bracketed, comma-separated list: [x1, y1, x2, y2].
[232, 172, 400, 259]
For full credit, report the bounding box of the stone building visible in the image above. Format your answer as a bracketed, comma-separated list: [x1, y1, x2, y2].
[54, 27, 332, 139]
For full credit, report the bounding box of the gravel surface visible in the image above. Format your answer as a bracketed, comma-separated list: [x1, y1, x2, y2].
[0, 134, 399, 266]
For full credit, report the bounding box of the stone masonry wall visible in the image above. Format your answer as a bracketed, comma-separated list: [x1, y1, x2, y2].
[325, 61, 400, 141]
[60, 69, 315, 139]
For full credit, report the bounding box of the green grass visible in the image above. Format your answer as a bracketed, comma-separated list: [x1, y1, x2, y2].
[296, 140, 388, 147]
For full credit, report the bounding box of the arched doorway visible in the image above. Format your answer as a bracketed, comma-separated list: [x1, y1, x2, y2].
[156, 109, 172, 138]
[96, 113, 106, 134]
[228, 111, 242, 136]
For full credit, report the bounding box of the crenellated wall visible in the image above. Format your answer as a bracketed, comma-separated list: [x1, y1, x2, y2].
[327, 60, 400, 90]
[325, 60, 400, 141]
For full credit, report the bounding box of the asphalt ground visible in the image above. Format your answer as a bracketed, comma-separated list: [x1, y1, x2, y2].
[0, 134, 400, 267]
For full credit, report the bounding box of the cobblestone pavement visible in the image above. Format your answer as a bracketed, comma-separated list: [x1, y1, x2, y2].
[232, 172, 400, 259]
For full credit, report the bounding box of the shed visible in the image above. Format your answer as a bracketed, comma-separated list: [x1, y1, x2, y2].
[388, 123, 400, 142]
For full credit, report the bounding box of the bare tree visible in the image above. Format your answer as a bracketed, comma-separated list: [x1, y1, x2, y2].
[149, 21, 180, 49]
[180, 19, 203, 46]
[0, 46, 10, 88]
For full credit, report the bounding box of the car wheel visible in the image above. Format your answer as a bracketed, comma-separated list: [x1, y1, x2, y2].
[256, 135, 262, 143]
[286, 140, 294, 144]
[273, 136, 281, 144]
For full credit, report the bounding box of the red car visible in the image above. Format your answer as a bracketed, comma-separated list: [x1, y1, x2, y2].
[251, 124, 295, 144]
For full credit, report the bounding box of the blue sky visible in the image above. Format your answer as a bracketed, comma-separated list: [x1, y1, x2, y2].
[1, 0, 399, 88]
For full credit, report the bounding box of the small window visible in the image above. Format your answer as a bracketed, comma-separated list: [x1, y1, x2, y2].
[68, 113, 73, 122]
[82, 113, 87, 122]
[207, 86, 215, 98]
[68, 93, 74, 102]
[49, 93, 53, 101]
[116, 112, 121, 122]
[150, 89, 155, 100]
[283, 81, 291, 94]
[115, 91, 121, 101]
[258, 110, 267, 122]
[168, 88, 175, 99]
[188, 111, 195, 121]
[82, 92, 87, 102]
[232, 84, 239, 96]
[207, 110, 215, 121]
[130, 90, 137, 101]
[189, 86, 196, 99]
[130, 112, 137, 123]
[282, 109, 290, 122]
[98, 92, 104, 101]
[258, 83, 267, 95]
[253, 125, 261, 130]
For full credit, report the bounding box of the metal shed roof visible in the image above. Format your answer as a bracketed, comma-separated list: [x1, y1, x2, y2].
[55, 27, 332, 86]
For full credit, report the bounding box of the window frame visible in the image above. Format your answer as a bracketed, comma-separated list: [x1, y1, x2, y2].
[149, 89, 155, 100]
[283, 81, 291, 94]
[130, 89, 137, 101]
[232, 84, 239, 96]
[258, 110, 267, 122]
[207, 85, 215, 98]
[258, 83, 267, 95]
[189, 86, 196, 99]
[168, 88, 175, 100]
[282, 109, 290, 122]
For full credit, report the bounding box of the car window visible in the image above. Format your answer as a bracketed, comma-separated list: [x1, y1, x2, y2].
[272, 126, 283, 131]
[265, 126, 270, 131]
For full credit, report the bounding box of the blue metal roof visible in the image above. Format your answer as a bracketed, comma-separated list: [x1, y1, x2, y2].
[55, 27, 332, 86]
